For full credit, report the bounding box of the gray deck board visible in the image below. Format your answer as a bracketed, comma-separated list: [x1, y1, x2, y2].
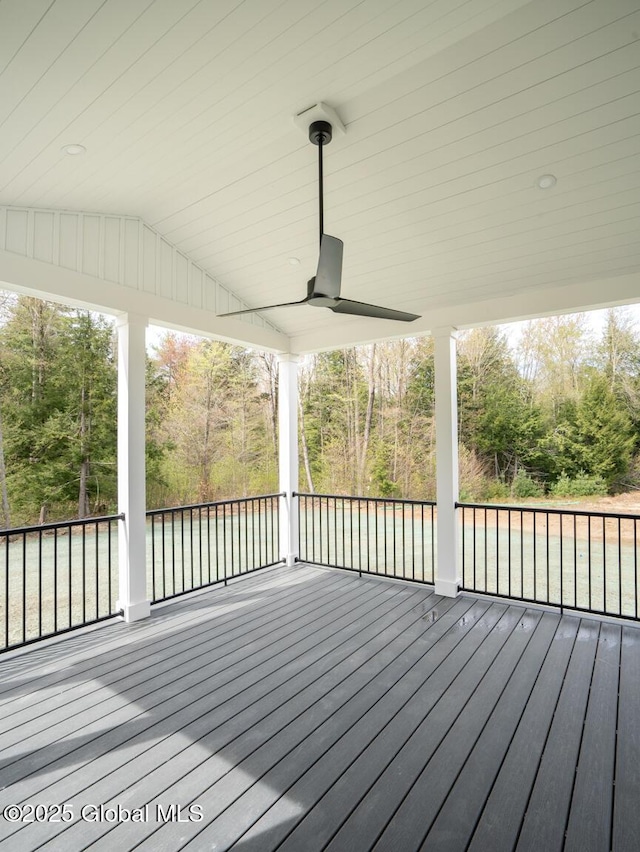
[0, 563, 636, 852]
[564, 622, 621, 852]
[613, 626, 640, 852]
[322, 604, 527, 852]
[172, 599, 496, 852]
[28, 581, 433, 850]
[515, 618, 600, 852]
[0, 572, 394, 791]
[466, 615, 579, 852]
[0, 569, 381, 757]
[370, 609, 552, 852]
[420, 611, 566, 852]
[1, 573, 421, 848]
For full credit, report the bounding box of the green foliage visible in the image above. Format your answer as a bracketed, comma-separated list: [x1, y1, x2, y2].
[550, 472, 608, 498]
[573, 371, 635, 486]
[511, 469, 544, 499]
[485, 479, 511, 501]
[146, 336, 277, 506]
[370, 441, 398, 498]
[457, 327, 544, 481]
[1, 290, 639, 524]
[0, 298, 116, 523]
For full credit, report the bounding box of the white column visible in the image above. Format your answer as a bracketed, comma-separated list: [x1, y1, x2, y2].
[278, 354, 299, 566]
[433, 327, 461, 597]
[116, 313, 150, 622]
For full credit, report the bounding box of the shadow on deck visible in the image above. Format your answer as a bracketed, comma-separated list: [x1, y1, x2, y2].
[0, 563, 638, 851]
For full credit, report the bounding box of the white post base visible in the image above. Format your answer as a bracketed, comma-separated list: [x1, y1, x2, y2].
[434, 577, 461, 598]
[117, 599, 151, 622]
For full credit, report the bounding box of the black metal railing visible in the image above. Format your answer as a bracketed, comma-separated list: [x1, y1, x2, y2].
[458, 502, 640, 621]
[0, 514, 122, 652]
[147, 494, 282, 603]
[296, 493, 436, 583]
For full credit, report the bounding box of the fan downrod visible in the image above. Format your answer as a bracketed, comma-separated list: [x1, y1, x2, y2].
[309, 120, 332, 146]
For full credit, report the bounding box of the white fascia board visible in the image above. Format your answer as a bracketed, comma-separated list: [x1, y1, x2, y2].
[288, 272, 640, 353]
[0, 250, 290, 353]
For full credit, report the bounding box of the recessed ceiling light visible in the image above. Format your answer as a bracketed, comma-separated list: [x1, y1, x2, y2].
[62, 144, 86, 156]
[287, 257, 300, 266]
[536, 173, 557, 189]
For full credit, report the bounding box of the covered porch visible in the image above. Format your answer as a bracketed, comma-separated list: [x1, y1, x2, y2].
[1, 0, 639, 637]
[0, 0, 639, 848]
[1, 562, 638, 852]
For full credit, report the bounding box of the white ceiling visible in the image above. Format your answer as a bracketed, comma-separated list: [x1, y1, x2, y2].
[1, 0, 639, 351]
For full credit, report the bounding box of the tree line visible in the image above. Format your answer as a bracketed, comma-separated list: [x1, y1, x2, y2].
[0, 293, 638, 527]
[300, 311, 639, 502]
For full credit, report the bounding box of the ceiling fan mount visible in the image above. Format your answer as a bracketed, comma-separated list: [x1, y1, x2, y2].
[308, 119, 332, 146]
[218, 114, 420, 323]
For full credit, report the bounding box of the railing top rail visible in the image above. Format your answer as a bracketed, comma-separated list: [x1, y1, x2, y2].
[294, 492, 436, 507]
[146, 493, 284, 517]
[457, 500, 640, 522]
[0, 513, 124, 537]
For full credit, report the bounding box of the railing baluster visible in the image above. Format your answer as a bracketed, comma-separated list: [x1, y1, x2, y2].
[558, 515, 564, 613]
[215, 504, 220, 583]
[635, 518, 639, 620]
[588, 515, 592, 612]
[453, 500, 639, 623]
[4, 540, 9, 649]
[54, 527, 58, 633]
[618, 517, 622, 617]
[95, 521, 100, 620]
[0, 513, 122, 653]
[545, 513, 562, 601]
[38, 529, 42, 638]
[603, 516, 607, 615]
[573, 515, 578, 609]
[68, 524, 72, 629]
[507, 509, 511, 599]
[108, 520, 113, 615]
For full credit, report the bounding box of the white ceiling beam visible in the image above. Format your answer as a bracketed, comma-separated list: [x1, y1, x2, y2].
[0, 249, 289, 353]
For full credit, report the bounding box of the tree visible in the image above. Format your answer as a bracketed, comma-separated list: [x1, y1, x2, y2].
[516, 314, 592, 416]
[457, 327, 542, 483]
[574, 371, 635, 486]
[148, 336, 277, 502]
[0, 299, 117, 523]
[597, 308, 640, 425]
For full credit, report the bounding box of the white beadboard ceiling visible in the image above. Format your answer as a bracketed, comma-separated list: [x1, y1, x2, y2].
[0, 0, 639, 350]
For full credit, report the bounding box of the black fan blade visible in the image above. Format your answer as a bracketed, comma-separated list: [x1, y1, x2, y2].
[218, 296, 310, 318]
[313, 234, 343, 298]
[328, 298, 420, 322]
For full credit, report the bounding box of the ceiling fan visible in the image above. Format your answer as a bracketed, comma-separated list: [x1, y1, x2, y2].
[218, 119, 420, 323]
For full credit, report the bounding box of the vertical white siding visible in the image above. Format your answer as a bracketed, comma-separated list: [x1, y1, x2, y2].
[103, 217, 121, 283]
[5, 210, 28, 255]
[59, 213, 78, 270]
[33, 211, 54, 263]
[0, 206, 280, 333]
[82, 215, 101, 278]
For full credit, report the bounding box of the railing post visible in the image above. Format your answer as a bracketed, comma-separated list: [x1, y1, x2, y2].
[116, 313, 150, 622]
[433, 327, 461, 597]
[278, 354, 300, 566]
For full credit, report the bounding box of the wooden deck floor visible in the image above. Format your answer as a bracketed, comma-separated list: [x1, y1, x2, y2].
[0, 563, 638, 852]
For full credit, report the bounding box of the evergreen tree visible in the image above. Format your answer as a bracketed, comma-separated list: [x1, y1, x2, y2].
[574, 371, 635, 486]
[457, 327, 542, 483]
[0, 299, 117, 523]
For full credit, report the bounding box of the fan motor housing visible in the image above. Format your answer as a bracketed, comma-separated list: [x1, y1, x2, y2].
[309, 120, 332, 146]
